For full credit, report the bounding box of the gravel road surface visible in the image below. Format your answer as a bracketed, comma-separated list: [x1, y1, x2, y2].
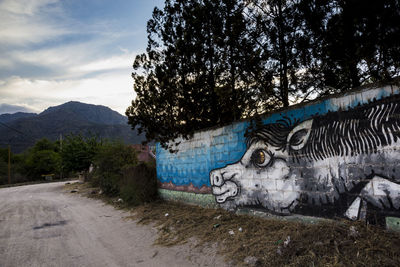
[0, 182, 226, 267]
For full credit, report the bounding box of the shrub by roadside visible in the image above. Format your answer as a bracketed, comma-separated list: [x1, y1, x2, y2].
[91, 141, 138, 195]
[120, 162, 158, 205]
[90, 141, 157, 205]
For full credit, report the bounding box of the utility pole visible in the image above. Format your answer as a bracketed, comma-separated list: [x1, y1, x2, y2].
[8, 145, 11, 184]
[60, 134, 63, 179]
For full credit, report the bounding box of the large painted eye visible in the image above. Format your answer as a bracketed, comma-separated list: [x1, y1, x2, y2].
[251, 149, 271, 167]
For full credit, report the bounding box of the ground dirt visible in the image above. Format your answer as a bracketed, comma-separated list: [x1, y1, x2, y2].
[0, 181, 227, 267]
[69, 182, 400, 267]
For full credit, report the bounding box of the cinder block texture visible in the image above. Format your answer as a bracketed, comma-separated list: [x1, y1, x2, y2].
[158, 83, 400, 225]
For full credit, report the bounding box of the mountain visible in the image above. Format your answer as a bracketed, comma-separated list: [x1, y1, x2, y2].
[0, 112, 37, 124]
[40, 101, 127, 125]
[0, 101, 146, 153]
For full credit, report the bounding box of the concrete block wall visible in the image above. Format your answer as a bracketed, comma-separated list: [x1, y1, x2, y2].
[157, 82, 400, 226]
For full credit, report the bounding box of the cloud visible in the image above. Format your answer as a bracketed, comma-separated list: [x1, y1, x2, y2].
[6, 44, 137, 81]
[0, 0, 158, 115]
[0, 0, 58, 15]
[0, 0, 68, 46]
[0, 73, 136, 115]
[75, 52, 136, 73]
[0, 103, 37, 114]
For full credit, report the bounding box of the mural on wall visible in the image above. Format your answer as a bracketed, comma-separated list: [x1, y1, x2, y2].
[210, 95, 400, 223]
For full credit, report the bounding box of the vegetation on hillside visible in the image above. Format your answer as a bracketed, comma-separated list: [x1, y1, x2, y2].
[0, 101, 146, 153]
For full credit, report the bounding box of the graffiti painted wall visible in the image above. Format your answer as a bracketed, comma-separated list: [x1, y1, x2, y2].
[157, 82, 400, 226]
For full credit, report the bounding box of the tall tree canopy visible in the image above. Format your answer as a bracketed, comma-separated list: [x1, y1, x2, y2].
[298, 0, 400, 92]
[127, 0, 400, 150]
[127, 0, 272, 149]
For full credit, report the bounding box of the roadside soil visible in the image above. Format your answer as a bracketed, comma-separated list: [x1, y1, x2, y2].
[0, 181, 227, 267]
[69, 182, 400, 267]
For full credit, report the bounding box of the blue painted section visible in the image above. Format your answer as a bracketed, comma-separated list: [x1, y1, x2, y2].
[156, 86, 398, 188]
[157, 121, 250, 187]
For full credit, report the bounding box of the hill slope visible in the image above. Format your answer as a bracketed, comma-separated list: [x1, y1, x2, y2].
[0, 112, 37, 124]
[0, 102, 145, 153]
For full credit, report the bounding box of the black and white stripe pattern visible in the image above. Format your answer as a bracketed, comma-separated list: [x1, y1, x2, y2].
[247, 95, 400, 161]
[299, 99, 400, 161]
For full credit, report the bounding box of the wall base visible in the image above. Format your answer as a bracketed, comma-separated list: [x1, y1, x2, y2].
[158, 189, 217, 208]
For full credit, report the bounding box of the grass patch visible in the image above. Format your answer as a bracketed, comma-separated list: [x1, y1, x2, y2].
[66, 182, 400, 266]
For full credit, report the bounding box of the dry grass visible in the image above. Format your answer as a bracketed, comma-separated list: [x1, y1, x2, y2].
[129, 201, 400, 266]
[66, 182, 400, 266]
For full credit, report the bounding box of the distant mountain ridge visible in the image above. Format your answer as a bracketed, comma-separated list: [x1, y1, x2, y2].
[40, 101, 127, 125]
[0, 112, 37, 124]
[0, 101, 145, 153]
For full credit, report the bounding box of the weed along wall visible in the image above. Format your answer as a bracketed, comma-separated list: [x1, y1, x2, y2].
[157, 81, 400, 229]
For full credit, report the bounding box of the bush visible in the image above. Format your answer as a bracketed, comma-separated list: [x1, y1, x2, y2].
[61, 134, 101, 176]
[92, 141, 138, 195]
[119, 162, 158, 205]
[0, 159, 7, 185]
[25, 150, 61, 180]
[91, 141, 158, 205]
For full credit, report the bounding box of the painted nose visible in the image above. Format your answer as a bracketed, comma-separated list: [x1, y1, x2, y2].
[210, 169, 224, 186]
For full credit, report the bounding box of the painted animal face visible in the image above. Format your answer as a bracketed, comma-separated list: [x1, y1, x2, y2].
[209, 120, 313, 214]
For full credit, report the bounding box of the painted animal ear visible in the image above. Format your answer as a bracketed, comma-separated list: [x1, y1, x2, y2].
[287, 119, 313, 151]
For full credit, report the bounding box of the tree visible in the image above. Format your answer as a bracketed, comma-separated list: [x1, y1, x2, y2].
[126, 0, 273, 150]
[31, 138, 58, 153]
[23, 139, 61, 179]
[61, 134, 101, 174]
[25, 150, 61, 180]
[127, 0, 400, 150]
[299, 0, 400, 92]
[0, 147, 8, 184]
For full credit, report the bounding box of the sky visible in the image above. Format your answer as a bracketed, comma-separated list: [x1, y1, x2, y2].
[0, 0, 164, 115]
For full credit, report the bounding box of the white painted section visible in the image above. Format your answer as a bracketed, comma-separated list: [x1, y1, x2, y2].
[330, 85, 393, 111]
[345, 197, 361, 220]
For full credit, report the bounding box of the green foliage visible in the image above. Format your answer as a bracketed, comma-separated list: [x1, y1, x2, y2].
[91, 142, 158, 205]
[0, 147, 8, 162]
[61, 134, 102, 174]
[92, 142, 138, 195]
[10, 153, 29, 184]
[120, 163, 158, 205]
[31, 138, 58, 153]
[0, 152, 7, 185]
[25, 150, 61, 180]
[19, 138, 61, 180]
[1, 140, 62, 184]
[0, 147, 29, 185]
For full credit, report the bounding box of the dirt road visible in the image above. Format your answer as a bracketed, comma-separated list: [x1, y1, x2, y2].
[0, 182, 226, 267]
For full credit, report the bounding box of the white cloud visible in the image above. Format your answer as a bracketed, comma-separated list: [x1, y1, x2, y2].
[76, 52, 136, 73]
[0, 73, 136, 115]
[5, 39, 138, 80]
[12, 42, 99, 69]
[0, 0, 68, 46]
[0, 0, 58, 15]
[0, 21, 67, 46]
[0, 57, 13, 68]
[0, 0, 151, 115]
